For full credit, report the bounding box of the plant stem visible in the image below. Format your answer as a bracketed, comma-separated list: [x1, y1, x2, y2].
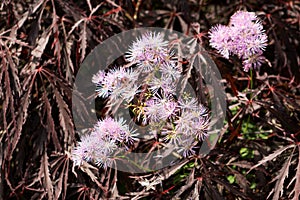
[250, 68, 253, 99]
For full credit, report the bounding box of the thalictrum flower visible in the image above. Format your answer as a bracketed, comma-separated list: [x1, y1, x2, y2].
[125, 32, 169, 72]
[209, 10, 268, 71]
[229, 10, 257, 25]
[93, 67, 138, 99]
[242, 51, 266, 72]
[148, 76, 176, 95]
[178, 97, 200, 111]
[71, 134, 117, 168]
[72, 117, 137, 168]
[94, 117, 136, 146]
[81, 31, 212, 163]
[144, 98, 161, 123]
[175, 106, 209, 141]
[179, 137, 197, 158]
[144, 92, 178, 122]
[228, 11, 267, 59]
[208, 24, 232, 59]
[160, 61, 181, 81]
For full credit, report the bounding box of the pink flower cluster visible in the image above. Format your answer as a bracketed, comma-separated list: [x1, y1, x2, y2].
[72, 32, 210, 168]
[125, 32, 170, 72]
[92, 68, 139, 102]
[209, 11, 268, 72]
[125, 33, 209, 157]
[72, 117, 136, 168]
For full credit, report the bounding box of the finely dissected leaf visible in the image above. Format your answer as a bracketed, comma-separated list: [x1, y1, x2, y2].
[0, 42, 21, 135]
[42, 91, 61, 151]
[31, 28, 51, 58]
[62, 157, 69, 200]
[53, 89, 73, 136]
[41, 68, 72, 97]
[86, 0, 92, 12]
[9, 0, 44, 40]
[50, 1, 61, 69]
[51, 154, 70, 199]
[39, 151, 54, 200]
[90, 3, 103, 16]
[4, 48, 21, 95]
[179, 53, 194, 95]
[1, 53, 15, 132]
[160, 160, 190, 180]
[228, 161, 253, 169]
[63, 39, 75, 82]
[7, 72, 36, 161]
[292, 146, 300, 200]
[190, 179, 202, 200]
[137, 176, 162, 191]
[270, 149, 294, 200]
[248, 144, 295, 173]
[176, 15, 188, 34]
[80, 21, 87, 62]
[109, 163, 119, 197]
[41, 67, 74, 151]
[174, 168, 196, 198]
[68, 18, 85, 36]
[79, 162, 106, 192]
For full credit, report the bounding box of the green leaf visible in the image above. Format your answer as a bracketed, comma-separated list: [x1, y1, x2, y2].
[240, 147, 249, 158]
[227, 175, 235, 184]
[250, 182, 256, 189]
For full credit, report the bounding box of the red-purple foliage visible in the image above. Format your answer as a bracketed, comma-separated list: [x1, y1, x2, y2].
[0, 0, 299, 199]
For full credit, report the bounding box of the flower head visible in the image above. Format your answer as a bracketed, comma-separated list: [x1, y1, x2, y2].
[94, 117, 136, 146]
[148, 76, 176, 95]
[229, 12, 267, 59]
[229, 10, 257, 26]
[174, 109, 209, 140]
[93, 67, 138, 100]
[144, 92, 178, 122]
[209, 10, 268, 71]
[209, 24, 232, 59]
[71, 134, 117, 168]
[242, 51, 266, 72]
[72, 117, 137, 168]
[126, 32, 169, 72]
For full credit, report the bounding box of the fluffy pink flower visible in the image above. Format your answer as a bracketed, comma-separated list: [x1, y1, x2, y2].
[209, 11, 268, 71]
[209, 24, 232, 59]
[72, 117, 137, 168]
[93, 67, 138, 99]
[125, 32, 169, 72]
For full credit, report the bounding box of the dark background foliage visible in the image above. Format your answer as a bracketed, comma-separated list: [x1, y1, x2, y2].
[0, 0, 299, 199]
